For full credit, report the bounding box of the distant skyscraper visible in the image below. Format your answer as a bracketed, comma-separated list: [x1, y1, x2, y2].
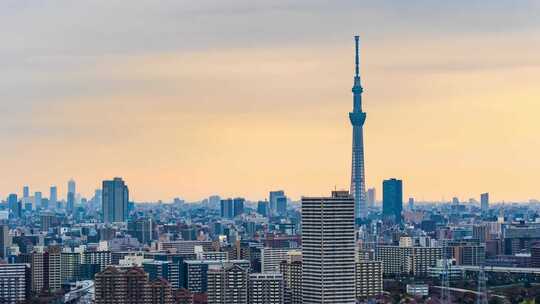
[7, 194, 21, 218]
[382, 178, 403, 224]
[349, 36, 367, 220]
[34, 191, 42, 209]
[408, 197, 415, 210]
[367, 188, 376, 208]
[481, 193, 489, 212]
[67, 192, 75, 214]
[257, 201, 269, 217]
[221, 199, 234, 219]
[67, 178, 76, 197]
[276, 196, 287, 216]
[220, 198, 244, 219]
[269, 190, 285, 216]
[301, 191, 356, 304]
[102, 177, 129, 223]
[233, 198, 245, 217]
[50, 186, 57, 209]
[23, 186, 29, 199]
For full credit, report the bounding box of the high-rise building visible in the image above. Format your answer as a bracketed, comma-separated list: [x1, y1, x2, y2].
[257, 201, 269, 217]
[0, 224, 11, 259]
[220, 198, 244, 219]
[248, 272, 285, 304]
[301, 191, 356, 304]
[269, 190, 285, 215]
[49, 186, 57, 210]
[382, 178, 403, 224]
[102, 177, 129, 223]
[408, 197, 415, 210]
[0, 264, 31, 303]
[23, 186, 30, 199]
[220, 199, 234, 219]
[67, 179, 76, 197]
[280, 259, 302, 304]
[7, 194, 21, 218]
[233, 198, 245, 217]
[207, 263, 249, 304]
[481, 192, 489, 212]
[34, 191, 42, 209]
[31, 246, 62, 293]
[276, 196, 287, 216]
[128, 218, 154, 244]
[61, 251, 82, 283]
[349, 36, 368, 220]
[67, 192, 75, 214]
[367, 188, 376, 208]
[355, 260, 383, 300]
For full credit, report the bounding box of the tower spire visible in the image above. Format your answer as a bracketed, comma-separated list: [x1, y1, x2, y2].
[355, 35, 359, 77]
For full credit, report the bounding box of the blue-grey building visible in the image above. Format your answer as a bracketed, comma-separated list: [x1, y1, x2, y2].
[382, 178, 403, 224]
[102, 177, 129, 223]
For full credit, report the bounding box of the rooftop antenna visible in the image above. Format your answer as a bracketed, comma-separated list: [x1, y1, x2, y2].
[354, 35, 360, 78]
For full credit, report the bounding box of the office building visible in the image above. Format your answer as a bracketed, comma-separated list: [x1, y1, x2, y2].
[23, 186, 29, 199]
[233, 197, 245, 217]
[0, 264, 31, 303]
[301, 191, 356, 304]
[276, 196, 287, 216]
[207, 263, 249, 304]
[382, 178, 403, 224]
[34, 191, 42, 209]
[269, 190, 285, 215]
[49, 186, 57, 210]
[8, 194, 21, 218]
[257, 201, 269, 217]
[68, 178, 76, 197]
[102, 177, 129, 223]
[367, 188, 376, 208]
[355, 260, 383, 300]
[220, 198, 244, 219]
[0, 224, 11, 259]
[248, 272, 284, 304]
[67, 192, 75, 213]
[128, 218, 154, 244]
[481, 192, 489, 212]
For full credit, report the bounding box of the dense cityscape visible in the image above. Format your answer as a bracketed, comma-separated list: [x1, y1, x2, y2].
[1, 34, 540, 304]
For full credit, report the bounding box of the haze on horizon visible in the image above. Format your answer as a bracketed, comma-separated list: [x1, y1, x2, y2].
[1, 1, 539, 203]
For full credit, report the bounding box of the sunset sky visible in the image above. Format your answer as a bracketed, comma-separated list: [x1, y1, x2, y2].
[1, 1, 539, 202]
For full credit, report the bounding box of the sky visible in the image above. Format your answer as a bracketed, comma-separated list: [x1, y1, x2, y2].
[1, 1, 539, 203]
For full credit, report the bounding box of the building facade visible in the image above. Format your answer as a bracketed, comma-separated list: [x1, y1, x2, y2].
[301, 191, 356, 304]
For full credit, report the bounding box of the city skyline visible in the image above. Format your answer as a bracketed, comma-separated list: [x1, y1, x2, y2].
[1, 1, 540, 202]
